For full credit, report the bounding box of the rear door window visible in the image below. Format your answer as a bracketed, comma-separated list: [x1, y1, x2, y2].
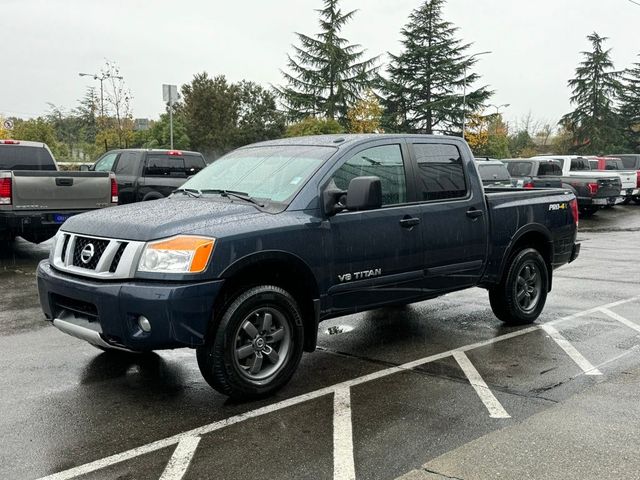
[184, 154, 205, 176]
[538, 162, 562, 176]
[0, 145, 56, 170]
[570, 158, 591, 171]
[412, 143, 467, 201]
[506, 161, 533, 177]
[144, 155, 186, 177]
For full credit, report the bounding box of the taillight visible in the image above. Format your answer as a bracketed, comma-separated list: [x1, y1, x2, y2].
[636, 170, 640, 189]
[168, 150, 183, 156]
[523, 181, 534, 189]
[570, 198, 579, 227]
[0, 176, 11, 205]
[0, 140, 20, 145]
[111, 177, 118, 204]
[587, 182, 599, 195]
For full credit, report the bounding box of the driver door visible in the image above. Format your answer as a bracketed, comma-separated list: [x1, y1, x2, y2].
[326, 141, 424, 312]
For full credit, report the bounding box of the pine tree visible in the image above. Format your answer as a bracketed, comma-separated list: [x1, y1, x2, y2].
[560, 32, 624, 153]
[379, 0, 492, 135]
[276, 0, 378, 123]
[619, 57, 640, 152]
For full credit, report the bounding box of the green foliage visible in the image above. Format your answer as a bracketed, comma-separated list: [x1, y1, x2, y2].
[284, 117, 345, 137]
[132, 112, 190, 150]
[181, 73, 285, 156]
[560, 33, 625, 154]
[379, 0, 492, 134]
[508, 130, 536, 157]
[10, 117, 70, 159]
[235, 81, 286, 146]
[276, 0, 379, 123]
[466, 114, 510, 158]
[619, 57, 640, 152]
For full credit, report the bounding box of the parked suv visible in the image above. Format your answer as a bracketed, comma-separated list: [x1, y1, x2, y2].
[89, 149, 206, 204]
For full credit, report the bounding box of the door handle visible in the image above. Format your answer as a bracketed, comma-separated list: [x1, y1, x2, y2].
[466, 208, 484, 219]
[399, 216, 420, 228]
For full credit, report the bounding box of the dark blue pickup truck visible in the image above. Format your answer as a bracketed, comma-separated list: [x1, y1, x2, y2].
[37, 134, 580, 399]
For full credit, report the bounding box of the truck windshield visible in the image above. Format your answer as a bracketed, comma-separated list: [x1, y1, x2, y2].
[181, 145, 336, 203]
[0, 145, 56, 170]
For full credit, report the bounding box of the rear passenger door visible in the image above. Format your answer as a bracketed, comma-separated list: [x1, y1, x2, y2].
[408, 141, 488, 291]
[326, 141, 424, 311]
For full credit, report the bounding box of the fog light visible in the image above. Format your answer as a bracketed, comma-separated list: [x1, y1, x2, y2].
[138, 315, 151, 333]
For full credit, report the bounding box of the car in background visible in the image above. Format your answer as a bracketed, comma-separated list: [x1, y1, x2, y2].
[88, 149, 207, 204]
[502, 158, 563, 189]
[0, 140, 116, 243]
[586, 156, 638, 204]
[474, 158, 515, 187]
[606, 154, 640, 204]
[530, 155, 621, 216]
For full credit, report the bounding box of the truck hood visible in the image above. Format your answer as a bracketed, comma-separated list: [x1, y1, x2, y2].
[61, 197, 267, 241]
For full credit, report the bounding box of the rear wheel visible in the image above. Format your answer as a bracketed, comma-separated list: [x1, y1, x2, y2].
[621, 197, 631, 205]
[489, 248, 548, 325]
[197, 285, 304, 400]
[633, 197, 640, 205]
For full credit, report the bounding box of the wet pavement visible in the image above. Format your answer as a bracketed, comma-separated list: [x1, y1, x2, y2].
[1, 205, 639, 480]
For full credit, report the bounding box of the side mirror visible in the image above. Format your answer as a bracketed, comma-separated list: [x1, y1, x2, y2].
[346, 176, 382, 211]
[79, 164, 90, 172]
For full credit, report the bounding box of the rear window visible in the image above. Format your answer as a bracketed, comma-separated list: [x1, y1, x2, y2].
[0, 145, 56, 171]
[619, 157, 639, 169]
[478, 164, 510, 181]
[604, 159, 623, 170]
[505, 161, 533, 177]
[144, 153, 205, 177]
[538, 161, 562, 176]
[570, 158, 591, 171]
[144, 155, 187, 177]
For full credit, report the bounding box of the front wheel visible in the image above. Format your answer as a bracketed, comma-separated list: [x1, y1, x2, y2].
[197, 285, 304, 400]
[489, 248, 549, 325]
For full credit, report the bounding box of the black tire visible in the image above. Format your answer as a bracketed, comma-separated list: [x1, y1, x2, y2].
[489, 248, 549, 325]
[196, 285, 304, 400]
[621, 197, 631, 205]
[633, 197, 640, 205]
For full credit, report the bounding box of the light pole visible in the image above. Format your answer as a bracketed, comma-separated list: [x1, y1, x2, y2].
[487, 103, 510, 116]
[78, 72, 123, 117]
[462, 50, 492, 138]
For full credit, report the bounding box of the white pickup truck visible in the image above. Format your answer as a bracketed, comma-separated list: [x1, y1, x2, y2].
[0, 140, 117, 243]
[587, 156, 640, 204]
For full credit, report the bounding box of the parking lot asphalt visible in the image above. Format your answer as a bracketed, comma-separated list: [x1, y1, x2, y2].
[1, 205, 639, 480]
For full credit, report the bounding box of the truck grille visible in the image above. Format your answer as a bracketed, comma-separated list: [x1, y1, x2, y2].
[52, 232, 145, 280]
[109, 242, 129, 273]
[72, 236, 109, 270]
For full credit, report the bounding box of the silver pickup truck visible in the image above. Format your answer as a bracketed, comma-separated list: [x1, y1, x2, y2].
[0, 140, 117, 243]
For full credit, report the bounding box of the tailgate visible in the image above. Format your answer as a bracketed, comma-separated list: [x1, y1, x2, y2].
[594, 177, 621, 198]
[11, 171, 112, 210]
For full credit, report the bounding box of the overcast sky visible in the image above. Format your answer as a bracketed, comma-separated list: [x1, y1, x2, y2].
[3, 0, 638, 129]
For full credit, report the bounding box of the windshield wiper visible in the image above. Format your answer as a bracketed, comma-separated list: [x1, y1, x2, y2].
[173, 188, 202, 198]
[200, 189, 265, 207]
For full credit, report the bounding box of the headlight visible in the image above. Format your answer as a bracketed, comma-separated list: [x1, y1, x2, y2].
[138, 236, 215, 274]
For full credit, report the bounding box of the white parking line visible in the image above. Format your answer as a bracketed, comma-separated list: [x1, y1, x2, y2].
[541, 324, 602, 375]
[34, 296, 638, 480]
[453, 351, 511, 419]
[159, 436, 201, 480]
[333, 388, 356, 480]
[599, 308, 640, 334]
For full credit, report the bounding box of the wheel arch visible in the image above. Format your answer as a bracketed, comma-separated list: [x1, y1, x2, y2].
[498, 225, 554, 292]
[217, 251, 321, 352]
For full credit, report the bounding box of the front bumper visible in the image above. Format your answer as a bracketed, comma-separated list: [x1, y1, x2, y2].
[37, 260, 224, 351]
